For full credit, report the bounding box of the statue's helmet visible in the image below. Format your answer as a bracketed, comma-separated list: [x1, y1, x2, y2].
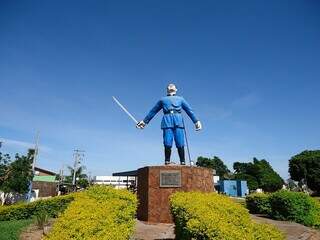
[167, 83, 177, 95]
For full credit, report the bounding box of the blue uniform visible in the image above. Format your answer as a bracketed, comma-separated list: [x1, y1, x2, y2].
[143, 95, 199, 148]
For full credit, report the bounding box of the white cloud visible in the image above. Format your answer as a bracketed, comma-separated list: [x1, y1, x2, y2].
[232, 92, 260, 108]
[0, 138, 51, 152]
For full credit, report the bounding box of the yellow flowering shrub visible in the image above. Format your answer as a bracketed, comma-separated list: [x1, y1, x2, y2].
[0, 194, 74, 221]
[45, 185, 137, 240]
[170, 192, 285, 240]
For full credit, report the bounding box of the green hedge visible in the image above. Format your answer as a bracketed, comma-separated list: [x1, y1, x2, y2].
[246, 193, 271, 214]
[269, 190, 320, 227]
[170, 191, 284, 240]
[246, 190, 320, 228]
[45, 185, 137, 240]
[0, 194, 74, 221]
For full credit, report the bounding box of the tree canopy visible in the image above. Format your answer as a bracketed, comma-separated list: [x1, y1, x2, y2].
[0, 149, 34, 204]
[196, 156, 231, 179]
[289, 150, 320, 193]
[233, 157, 283, 192]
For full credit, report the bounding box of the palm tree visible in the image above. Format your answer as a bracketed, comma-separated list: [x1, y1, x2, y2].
[65, 165, 89, 189]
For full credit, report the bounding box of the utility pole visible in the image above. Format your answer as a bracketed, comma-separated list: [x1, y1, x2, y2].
[72, 149, 85, 191]
[27, 131, 40, 202]
[57, 164, 64, 195]
[32, 131, 40, 171]
[60, 164, 64, 183]
[88, 171, 92, 186]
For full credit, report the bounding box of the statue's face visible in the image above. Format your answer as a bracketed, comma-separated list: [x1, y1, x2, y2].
[167, 84, 177, 95]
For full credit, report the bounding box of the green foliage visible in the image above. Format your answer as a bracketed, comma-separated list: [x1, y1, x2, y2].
[45, 185, 137, 240]
[196, 156, 231, 179]
[0, 152, 11, 180]
[35, 210, 49, 229]
[246, 190, 320, 228]
[0, 219, 33, 240]
[65, 165, 89, 189]
[234, 173, 259, 190]
[289, 150, 320, 193]
[246, 193, 271, 214]
[0, 149, 34, 204]
[170, 191, 285, 240]
[0, 194, 74, 221]
[269, 190, 320, 227]
[77, 178, 89, 188]
[234, 157, 284, 192]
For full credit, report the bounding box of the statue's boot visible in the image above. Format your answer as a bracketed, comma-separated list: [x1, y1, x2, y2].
[178, 147, 185, 165]
[165, 147, 171, 165]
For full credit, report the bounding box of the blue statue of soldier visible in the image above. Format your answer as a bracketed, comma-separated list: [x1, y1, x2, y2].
[137, 84, 202, 165]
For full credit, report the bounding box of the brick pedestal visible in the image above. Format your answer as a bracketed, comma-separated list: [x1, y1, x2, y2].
[137, 165, 214, 223]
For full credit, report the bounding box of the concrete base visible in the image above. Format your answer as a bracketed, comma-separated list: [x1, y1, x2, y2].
[137, 165, 214, 223]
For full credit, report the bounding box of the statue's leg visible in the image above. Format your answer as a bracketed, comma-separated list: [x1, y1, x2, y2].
[177, 147, 185, 165]
[174, 127, 185, 165]
[163, 128, 173, 165]
[164, 147, 171, 165]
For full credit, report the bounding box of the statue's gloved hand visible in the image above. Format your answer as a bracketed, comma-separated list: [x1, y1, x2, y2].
[136, 120, 146, 129]
[195, 121, 202, 131]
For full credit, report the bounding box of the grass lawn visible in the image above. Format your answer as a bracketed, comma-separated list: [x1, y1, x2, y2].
[313, 196, 320, 201]
[0, 219, 33, 240]
[230, 197, 246, 206]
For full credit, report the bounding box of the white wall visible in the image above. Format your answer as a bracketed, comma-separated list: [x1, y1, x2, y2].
[93, 176, 136, 189]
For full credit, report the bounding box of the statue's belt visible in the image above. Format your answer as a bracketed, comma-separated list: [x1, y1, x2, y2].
[164, 110, 182, 114]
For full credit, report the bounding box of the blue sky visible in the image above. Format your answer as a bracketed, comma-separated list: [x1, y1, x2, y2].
[0, 1, 319, 179]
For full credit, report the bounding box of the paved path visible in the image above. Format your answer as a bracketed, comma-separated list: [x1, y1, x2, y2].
[251, 215, 320, 240]
[133, 220, 175, 240]
[133, 217, 320, 240]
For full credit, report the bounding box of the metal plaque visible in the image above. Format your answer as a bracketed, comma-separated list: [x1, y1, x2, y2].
[160, 170, 181, 187]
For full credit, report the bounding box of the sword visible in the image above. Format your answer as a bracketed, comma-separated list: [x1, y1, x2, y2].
[112, 96, 138, 124]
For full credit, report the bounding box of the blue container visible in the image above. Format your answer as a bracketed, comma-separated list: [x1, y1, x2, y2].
[219, 180, 248, 197]
[219, 180, 238, 197]
[237, 180, 248, 197]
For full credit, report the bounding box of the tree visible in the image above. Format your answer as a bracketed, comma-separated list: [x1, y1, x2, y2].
[0, 149, 34, 205]
[233, 157, 283, 192]
[289, 150, 320, 193]
[0, 152, 11, 204]
[65, 165, 89, 190]
[196, 156, 231, 179]
[234, 173, 259, 190]
[77, 178, 89, 189]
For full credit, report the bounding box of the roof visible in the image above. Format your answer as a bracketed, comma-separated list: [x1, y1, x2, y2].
[33, 175, 58, 182]
[112, 170, 137, 177]
[34, 167, 56, 176]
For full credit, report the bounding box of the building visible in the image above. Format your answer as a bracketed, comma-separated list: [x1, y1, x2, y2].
[32, 167, 58, 199]
[34, 167, 56, 176]
[93, 175, 136, 189]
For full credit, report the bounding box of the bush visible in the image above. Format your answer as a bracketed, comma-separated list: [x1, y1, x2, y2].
[0, 194, 74, 221]
[269, 190, 320, 227]
[45, 185, 137, 240]
[170, 192, 284, 240]
[246, 193, 271, 214]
